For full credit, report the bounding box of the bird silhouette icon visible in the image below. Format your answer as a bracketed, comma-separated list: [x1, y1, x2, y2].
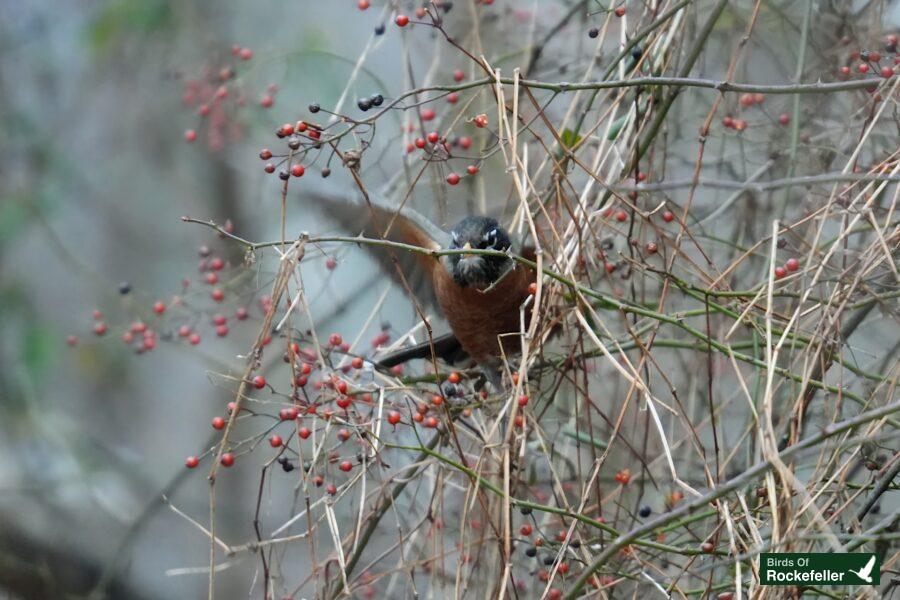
[848, 555, 876, 583]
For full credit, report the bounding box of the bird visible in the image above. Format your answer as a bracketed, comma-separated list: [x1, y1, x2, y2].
[848, 555, 876, 583]
[310, 188, 536, 382]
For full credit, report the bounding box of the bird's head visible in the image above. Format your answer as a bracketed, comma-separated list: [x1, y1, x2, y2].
[443, 216, 513, 288]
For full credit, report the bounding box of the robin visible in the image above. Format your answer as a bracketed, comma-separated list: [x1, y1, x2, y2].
[313, 190, 536, 381]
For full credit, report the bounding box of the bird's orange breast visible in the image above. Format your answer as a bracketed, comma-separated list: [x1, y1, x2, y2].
[432, 264, 534, 364]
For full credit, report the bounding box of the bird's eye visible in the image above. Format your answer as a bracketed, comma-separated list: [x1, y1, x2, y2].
[483, 228, 498, 247]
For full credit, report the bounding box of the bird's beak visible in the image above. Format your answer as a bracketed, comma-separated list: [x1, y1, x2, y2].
[461, 242, 475, 259]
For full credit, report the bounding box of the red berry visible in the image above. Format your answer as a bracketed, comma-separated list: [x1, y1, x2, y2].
[446, 173, 461, 185]
[281, 123, 295, 136]
[527, 282, 537, 295]
[260, 95, 274, 108]
[840, 66, 851, 76]
[614, 6, 625, 16]
[426, 131, 439, 143]
[518, 395, 529, 407]
[424, 416, 439, 428]
[387, 411, 401, 425]
[558, 563, 569, 575]
[722, 116, 734, 128]
[184, 129, 197, 143]
[189, 333, 201, 345]
[185, 456, 200, 468]
[548, 590, 562, 600]
[326, 484, 337, 495]
[447, 372, 461, 384]
[280, 407, 298, 421]
[339, 460, 353, 472]
[325, 257, 337, 270]
[858, 63, 870, 73]
[415, 137, 426, 149]
[778, 113, 790, 125]
[785, 258, 800, 272]
[329, 333, 343, 346]
[211, 416, 226, 430]
[881, 66, 894, 78]
[458, 136, 472, 149]
[93, 322, 108, 336]
[235, 307, 248, 320]
[291, 164, 305, 177]
[269, 435, 283, 447]
[358, 0, 370, 9]
[395, 14, 409, 26]
[701, 542, 715, 553]
[645, 241, 659, 254]
[211, 288, 225, 302]
[520, 524, 532, 536]
[614, 210, 628, 222]
[336, 396, 351, 409]
[733, 119, 747, 131]
[220, 453, 235, 467]
[447, 92, 459, 104]
[774, 266, 787, 279]
[66, 335, 79, 346]
[252, 375, 266, 389]
[421, 108, 436, 121]
[662, 210, 675, 223]
[466, 165, 479, 175]
[239, 47, 252, 60]
[453, 69, 465, 82]
[431, 394, 443, 406]
[615, 468, 631, 484]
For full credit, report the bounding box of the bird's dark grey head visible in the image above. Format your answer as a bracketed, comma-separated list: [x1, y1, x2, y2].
[443, 216, 513, 288]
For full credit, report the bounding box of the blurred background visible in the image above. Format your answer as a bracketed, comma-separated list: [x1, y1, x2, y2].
[1, 1, 898, 599]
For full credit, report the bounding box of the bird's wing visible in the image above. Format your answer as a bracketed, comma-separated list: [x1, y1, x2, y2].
[860, 555, 875, 576]
[304, 186, 449, 312]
